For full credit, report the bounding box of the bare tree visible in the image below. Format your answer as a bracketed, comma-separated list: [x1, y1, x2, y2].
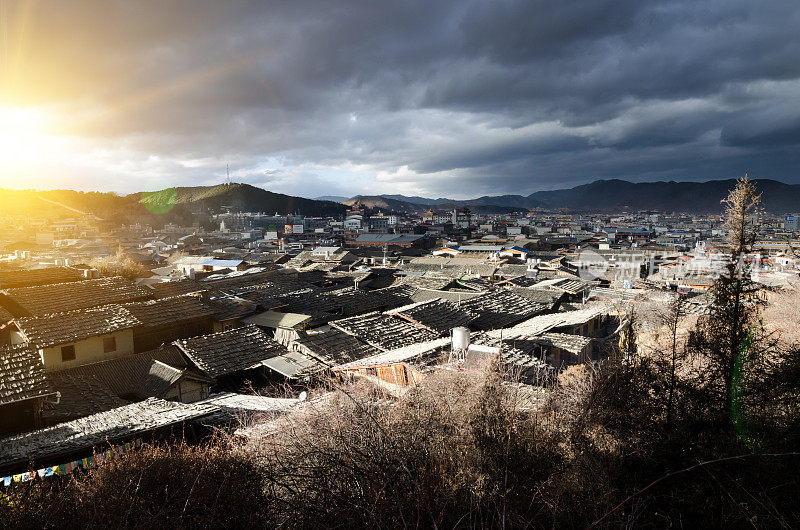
[691, 175, 770, 435]
[662, 294, 686, 434]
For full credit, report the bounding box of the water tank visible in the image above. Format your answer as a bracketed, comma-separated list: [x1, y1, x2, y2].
[452, 327, 470, 351]
[187, 268, 196, 280]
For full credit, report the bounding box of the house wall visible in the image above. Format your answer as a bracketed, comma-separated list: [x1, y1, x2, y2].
[342, 362, 422, 387]
[39, 329, 135, 371]
[163, 379, 209, 403]
[133, 318, 213, 353]
[0, 398, 43, 436]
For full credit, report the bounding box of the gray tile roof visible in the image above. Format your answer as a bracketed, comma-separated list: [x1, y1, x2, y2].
[121, 295, 215, 328]
[0, 267, 84, 290]
[507, 287, 564, 307]
[151, 269, 297, 298]
[394, 275, 455, 290]
[532, 332, 592, 354]
[331, 312, 439, 351]
[386, 299, 476, 334]
[0, 398, 219, 469]
[291, 329, 381, 367]
[174, 325, 287, 378]
[410, 288, 484, 304]
[460, 290, 548, 330]
[42, 347, 202, 420]
[0, 345, 55, 406]
[3, 277, 152, 316]
[454, 277, 495, 292]
[15, 305, 140, 348]
[502, 275, 540, 287]
[43, 370, 129, 420]
[469, 335, 553, 384]
[0, 305, 13, 324]
[204, 296, 260, 321]
[370, 284, 418, 307]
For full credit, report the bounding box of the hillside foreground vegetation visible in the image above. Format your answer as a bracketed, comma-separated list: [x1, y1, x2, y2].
[2, 177, 800, 528]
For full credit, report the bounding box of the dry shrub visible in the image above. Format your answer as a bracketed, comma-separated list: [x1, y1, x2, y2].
[3, 362, 800, 528]
[89, 248, 150, 280]
[1, 440, 266, 529]
[245, 369, 563, 528]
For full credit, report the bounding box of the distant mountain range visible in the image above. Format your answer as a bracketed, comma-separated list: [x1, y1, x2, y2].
[331, 179, 800, 214]
[4, 180, 798, 231]
[341, 195, 524, 215]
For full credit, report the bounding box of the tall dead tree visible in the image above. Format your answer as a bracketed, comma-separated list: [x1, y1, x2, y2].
[690, 175, 767, 435]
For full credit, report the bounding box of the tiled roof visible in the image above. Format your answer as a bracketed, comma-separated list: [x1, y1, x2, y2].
[0, 305, 13, 324]
[43, 370, 129, 420]
[502, 275, 539, 287]
[455, 277, 494, 292]
[43, 348, 202, 420]
[335, 337, 451, 369]
[532, 332, 592, 354]
[174, 325, 287, 378]
[204, 296, 259, 321]
[0, 398, 219, 469]
[507, 287, 564, 307]
[121, 295, 215, 328]
[489, 307, 607, 340]
[3, 277, 152, 316]
[0, 267, 84, 290]
[0, 345, 55, 406]
[394, 276, 455, 290]
[460, 290, 548, 330]
[410, 288, 484, 304]
[331, 312, 439, 351]
[469, 335, 552, 384]
[370, 284, 418, 308]
[292, 329, 381, 367]
[386, 299, 476, 334]
[15, 305, 140, 348]
[150, 269, 292, 298]
[275, 284, 417, 322]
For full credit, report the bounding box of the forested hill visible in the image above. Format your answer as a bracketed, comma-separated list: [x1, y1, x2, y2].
[132, 183, 346, 217]
[0, 183, 346, 226]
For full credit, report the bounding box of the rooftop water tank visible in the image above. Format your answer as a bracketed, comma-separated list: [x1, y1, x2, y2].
[452, 326, 470, 351]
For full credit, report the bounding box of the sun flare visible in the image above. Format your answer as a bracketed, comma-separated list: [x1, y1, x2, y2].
[0, 105, 55, 162]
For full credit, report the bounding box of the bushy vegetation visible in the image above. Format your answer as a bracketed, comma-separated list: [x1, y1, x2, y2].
[4, 353, 799, 528]
[1, 442, 267, 529]
[89, 248, 151, 280]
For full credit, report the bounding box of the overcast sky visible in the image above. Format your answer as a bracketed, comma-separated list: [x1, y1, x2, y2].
[1, 0, 799, 199]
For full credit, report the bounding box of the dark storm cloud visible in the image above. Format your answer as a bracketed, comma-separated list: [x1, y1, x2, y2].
[4, 0, 800, 197]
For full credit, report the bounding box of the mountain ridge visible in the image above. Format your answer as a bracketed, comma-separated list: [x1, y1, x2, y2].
[339, 179, 800, 214]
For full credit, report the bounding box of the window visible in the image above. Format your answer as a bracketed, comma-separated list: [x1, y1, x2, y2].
[103, 337, 117, 353]
[61, 345, 76, 362]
